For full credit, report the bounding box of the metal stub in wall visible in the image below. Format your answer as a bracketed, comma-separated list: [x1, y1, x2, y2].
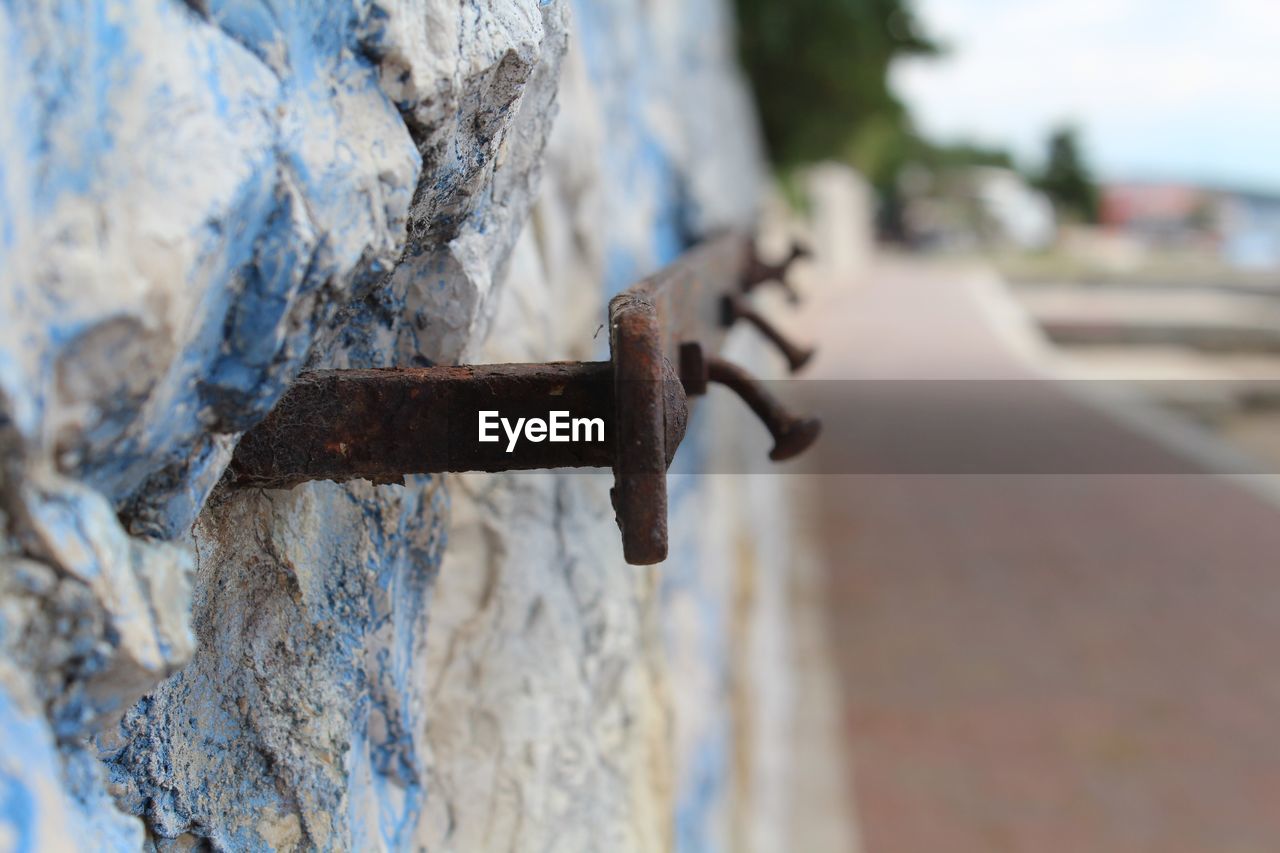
[227, 230, 819, 566]
[226, 363, 618, 488]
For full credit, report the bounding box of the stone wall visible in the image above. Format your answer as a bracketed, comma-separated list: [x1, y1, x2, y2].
[0, 1, 786, 850]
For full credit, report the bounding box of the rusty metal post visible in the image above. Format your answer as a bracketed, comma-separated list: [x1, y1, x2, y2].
[229, 363, 617, 489]
[228, 231, 819, 565]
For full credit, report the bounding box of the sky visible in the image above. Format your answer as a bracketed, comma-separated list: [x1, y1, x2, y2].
[892, 0, 1280, 191]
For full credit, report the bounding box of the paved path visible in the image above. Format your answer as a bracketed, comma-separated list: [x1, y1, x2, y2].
[795, 257, 1280, 853]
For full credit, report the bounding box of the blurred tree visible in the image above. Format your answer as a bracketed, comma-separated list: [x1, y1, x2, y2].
[921, 141, 1015, 171]
[732, 0, 939, 188]
[1036, 127, 1099, 223]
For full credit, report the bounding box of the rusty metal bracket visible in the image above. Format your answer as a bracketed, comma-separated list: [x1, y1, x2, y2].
[741, 241, 810, 302]
[720, 294, 815, 373]
[229, 233, 820, 565]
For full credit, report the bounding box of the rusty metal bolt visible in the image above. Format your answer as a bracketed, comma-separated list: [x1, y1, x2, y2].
[720, 294, 816, 374]
[678, 342, 822, 462]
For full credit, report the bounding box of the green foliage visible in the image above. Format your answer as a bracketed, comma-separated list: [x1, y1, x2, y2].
[1035, 126, 1099, 223]
[733, 0, 939, 186]
[919, 141, 1015, 171]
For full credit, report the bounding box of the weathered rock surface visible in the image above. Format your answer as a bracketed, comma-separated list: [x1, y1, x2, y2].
[0, 0, 783, 849]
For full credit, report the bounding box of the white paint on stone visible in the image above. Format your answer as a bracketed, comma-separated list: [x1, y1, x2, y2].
[413, 3, 794, 850]
[0, 0, 798, 849]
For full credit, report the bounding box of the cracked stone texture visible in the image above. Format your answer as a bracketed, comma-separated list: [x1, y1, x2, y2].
[413, 3, 787, 849]
[0, 0, 785, 850]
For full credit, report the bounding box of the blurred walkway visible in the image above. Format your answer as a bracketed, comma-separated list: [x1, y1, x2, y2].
[798, 256, 1280, 853]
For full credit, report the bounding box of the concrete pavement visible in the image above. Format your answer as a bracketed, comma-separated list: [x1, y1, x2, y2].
[796, 256, 1280, 853]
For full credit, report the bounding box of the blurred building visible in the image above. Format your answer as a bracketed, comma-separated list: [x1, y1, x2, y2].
[1219, 190, 1280, 268]
[901, 166, 1056, 252]
[1102, 182, 1280, 269]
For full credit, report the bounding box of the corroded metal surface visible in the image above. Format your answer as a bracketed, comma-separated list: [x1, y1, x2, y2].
[721, 294, 815, 373]
[229, 363, 617, 488]
[629, 232, 750, 367]
[229, 232, 817, 565]
[604, 233, 755, 563]
[741, 241, 810, 302]
[607, 292, 672, 565]
[704, 356, 821, 462]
